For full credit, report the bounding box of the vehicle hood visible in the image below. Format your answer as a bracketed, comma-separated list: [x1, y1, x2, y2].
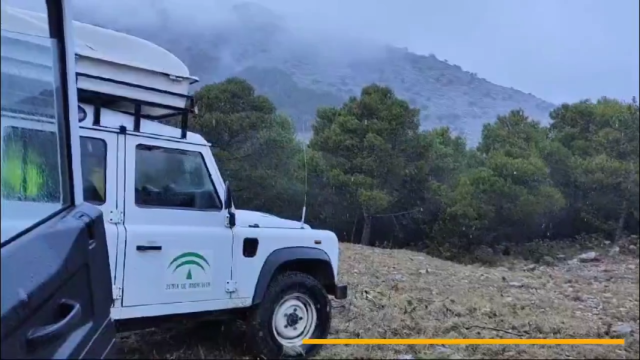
[235, 209, 311, 229]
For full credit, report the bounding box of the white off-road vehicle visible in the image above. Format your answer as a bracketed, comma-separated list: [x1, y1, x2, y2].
[2, 7, 347, 358]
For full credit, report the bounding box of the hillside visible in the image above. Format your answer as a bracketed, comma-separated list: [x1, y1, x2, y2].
[74, 2, 556, 145]
[118, 243, 639, 359]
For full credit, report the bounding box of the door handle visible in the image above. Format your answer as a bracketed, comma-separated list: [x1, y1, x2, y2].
[136, 245, 162, 251]
[26, 299, 82, 347]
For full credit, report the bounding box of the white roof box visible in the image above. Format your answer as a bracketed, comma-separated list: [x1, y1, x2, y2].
[1, 5, 199, 118]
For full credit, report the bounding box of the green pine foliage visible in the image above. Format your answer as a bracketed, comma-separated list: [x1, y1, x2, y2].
[190, 78, 639, 257]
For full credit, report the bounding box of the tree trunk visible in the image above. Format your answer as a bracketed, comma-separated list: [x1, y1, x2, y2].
[350, 215, 359, 243]
[615, 200, 627, 243]
[360, 214, 372, 246]
[615, 170, 635, 243]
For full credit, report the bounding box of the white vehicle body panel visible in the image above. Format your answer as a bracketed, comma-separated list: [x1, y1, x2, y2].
[120, 134, 233, 307]
[231, 226, 339, 299]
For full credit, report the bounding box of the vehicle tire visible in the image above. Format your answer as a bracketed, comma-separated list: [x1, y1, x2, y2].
[247, 271, 331, 359]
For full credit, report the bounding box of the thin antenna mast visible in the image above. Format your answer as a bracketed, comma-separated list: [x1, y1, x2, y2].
[300, 119, 308, 228]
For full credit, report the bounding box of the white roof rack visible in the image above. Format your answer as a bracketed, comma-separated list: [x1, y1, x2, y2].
[1, 5, 197, 81]
[1, 5, 200, 140]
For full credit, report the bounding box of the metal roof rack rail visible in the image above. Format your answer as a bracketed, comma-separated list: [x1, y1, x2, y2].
[76, 73, 196, 140]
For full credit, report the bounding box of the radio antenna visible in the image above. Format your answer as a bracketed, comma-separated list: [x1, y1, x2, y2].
[300, 119, 308, 228]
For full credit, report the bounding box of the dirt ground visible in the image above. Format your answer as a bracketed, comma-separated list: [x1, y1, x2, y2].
[118, 243, 639, 359]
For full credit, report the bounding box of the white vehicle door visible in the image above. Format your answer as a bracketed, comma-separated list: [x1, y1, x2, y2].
[78, 128, 120, 285]
[121, 134, 233, 307]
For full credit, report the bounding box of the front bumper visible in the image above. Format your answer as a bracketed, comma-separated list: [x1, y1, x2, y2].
[334, 284, 348, 300]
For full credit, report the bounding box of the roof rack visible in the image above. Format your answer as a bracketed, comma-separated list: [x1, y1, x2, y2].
[2, 5, 200, 140]
[77, 72, 196, 139]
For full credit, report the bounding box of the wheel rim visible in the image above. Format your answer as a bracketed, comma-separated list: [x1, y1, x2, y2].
[271, 293, 317, 346]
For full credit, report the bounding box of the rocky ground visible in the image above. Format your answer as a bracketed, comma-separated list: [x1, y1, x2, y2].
[118, 242, 639, 359]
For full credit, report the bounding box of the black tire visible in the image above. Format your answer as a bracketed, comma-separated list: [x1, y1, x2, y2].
[247, 271, 331, 359]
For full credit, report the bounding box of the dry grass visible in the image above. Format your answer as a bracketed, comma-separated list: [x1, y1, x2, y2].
[118, 243, 639, 359]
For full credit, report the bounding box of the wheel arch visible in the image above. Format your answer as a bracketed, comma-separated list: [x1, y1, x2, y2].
[251, 247, 336, 305]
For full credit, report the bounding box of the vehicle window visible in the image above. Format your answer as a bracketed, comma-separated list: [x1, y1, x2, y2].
[1, 126, 61, 202]
[134, 144, 222, 210]
[80, 137, 107, 205]
[1, 27, 70, 242]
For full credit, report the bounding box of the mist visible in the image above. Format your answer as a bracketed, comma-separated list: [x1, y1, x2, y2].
[5, 0, 638, 104]
[261, 0, 640, 103]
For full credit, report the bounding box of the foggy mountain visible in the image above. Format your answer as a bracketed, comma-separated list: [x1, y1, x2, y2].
[74, 1, 556, 145]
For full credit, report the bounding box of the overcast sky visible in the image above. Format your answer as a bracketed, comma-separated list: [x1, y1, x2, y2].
[261, 0, 639, 104]
[6, 0, 639, 104]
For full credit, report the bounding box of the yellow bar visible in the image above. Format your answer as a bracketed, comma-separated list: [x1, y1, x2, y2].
[303, 339, 624, 345]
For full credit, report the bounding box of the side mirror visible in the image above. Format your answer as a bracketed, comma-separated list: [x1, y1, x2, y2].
[224, 181, 236, 228]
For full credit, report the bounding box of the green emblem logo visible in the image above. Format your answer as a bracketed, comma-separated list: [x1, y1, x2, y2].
[168, 252, 210, 280]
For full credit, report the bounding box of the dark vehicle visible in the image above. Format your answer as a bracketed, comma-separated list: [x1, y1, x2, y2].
[1, 0, 117, 358]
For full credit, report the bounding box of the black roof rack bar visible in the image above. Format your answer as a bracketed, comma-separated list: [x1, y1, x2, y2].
[78, 89, 190, 113]
[133, 103, 141, 132]
[99, 108, 184, 121]
[180, 97, 194, 139]
[92, 104, 101, 126]
[76, 72, 192, 99]
[154, 110, 185, 120]
[77, 89, 193, 139]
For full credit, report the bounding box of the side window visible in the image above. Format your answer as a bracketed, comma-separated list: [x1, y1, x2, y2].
[80, 137, 107, 205]
[134, 144, 222, 210]
[1, 126, 61, 203]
